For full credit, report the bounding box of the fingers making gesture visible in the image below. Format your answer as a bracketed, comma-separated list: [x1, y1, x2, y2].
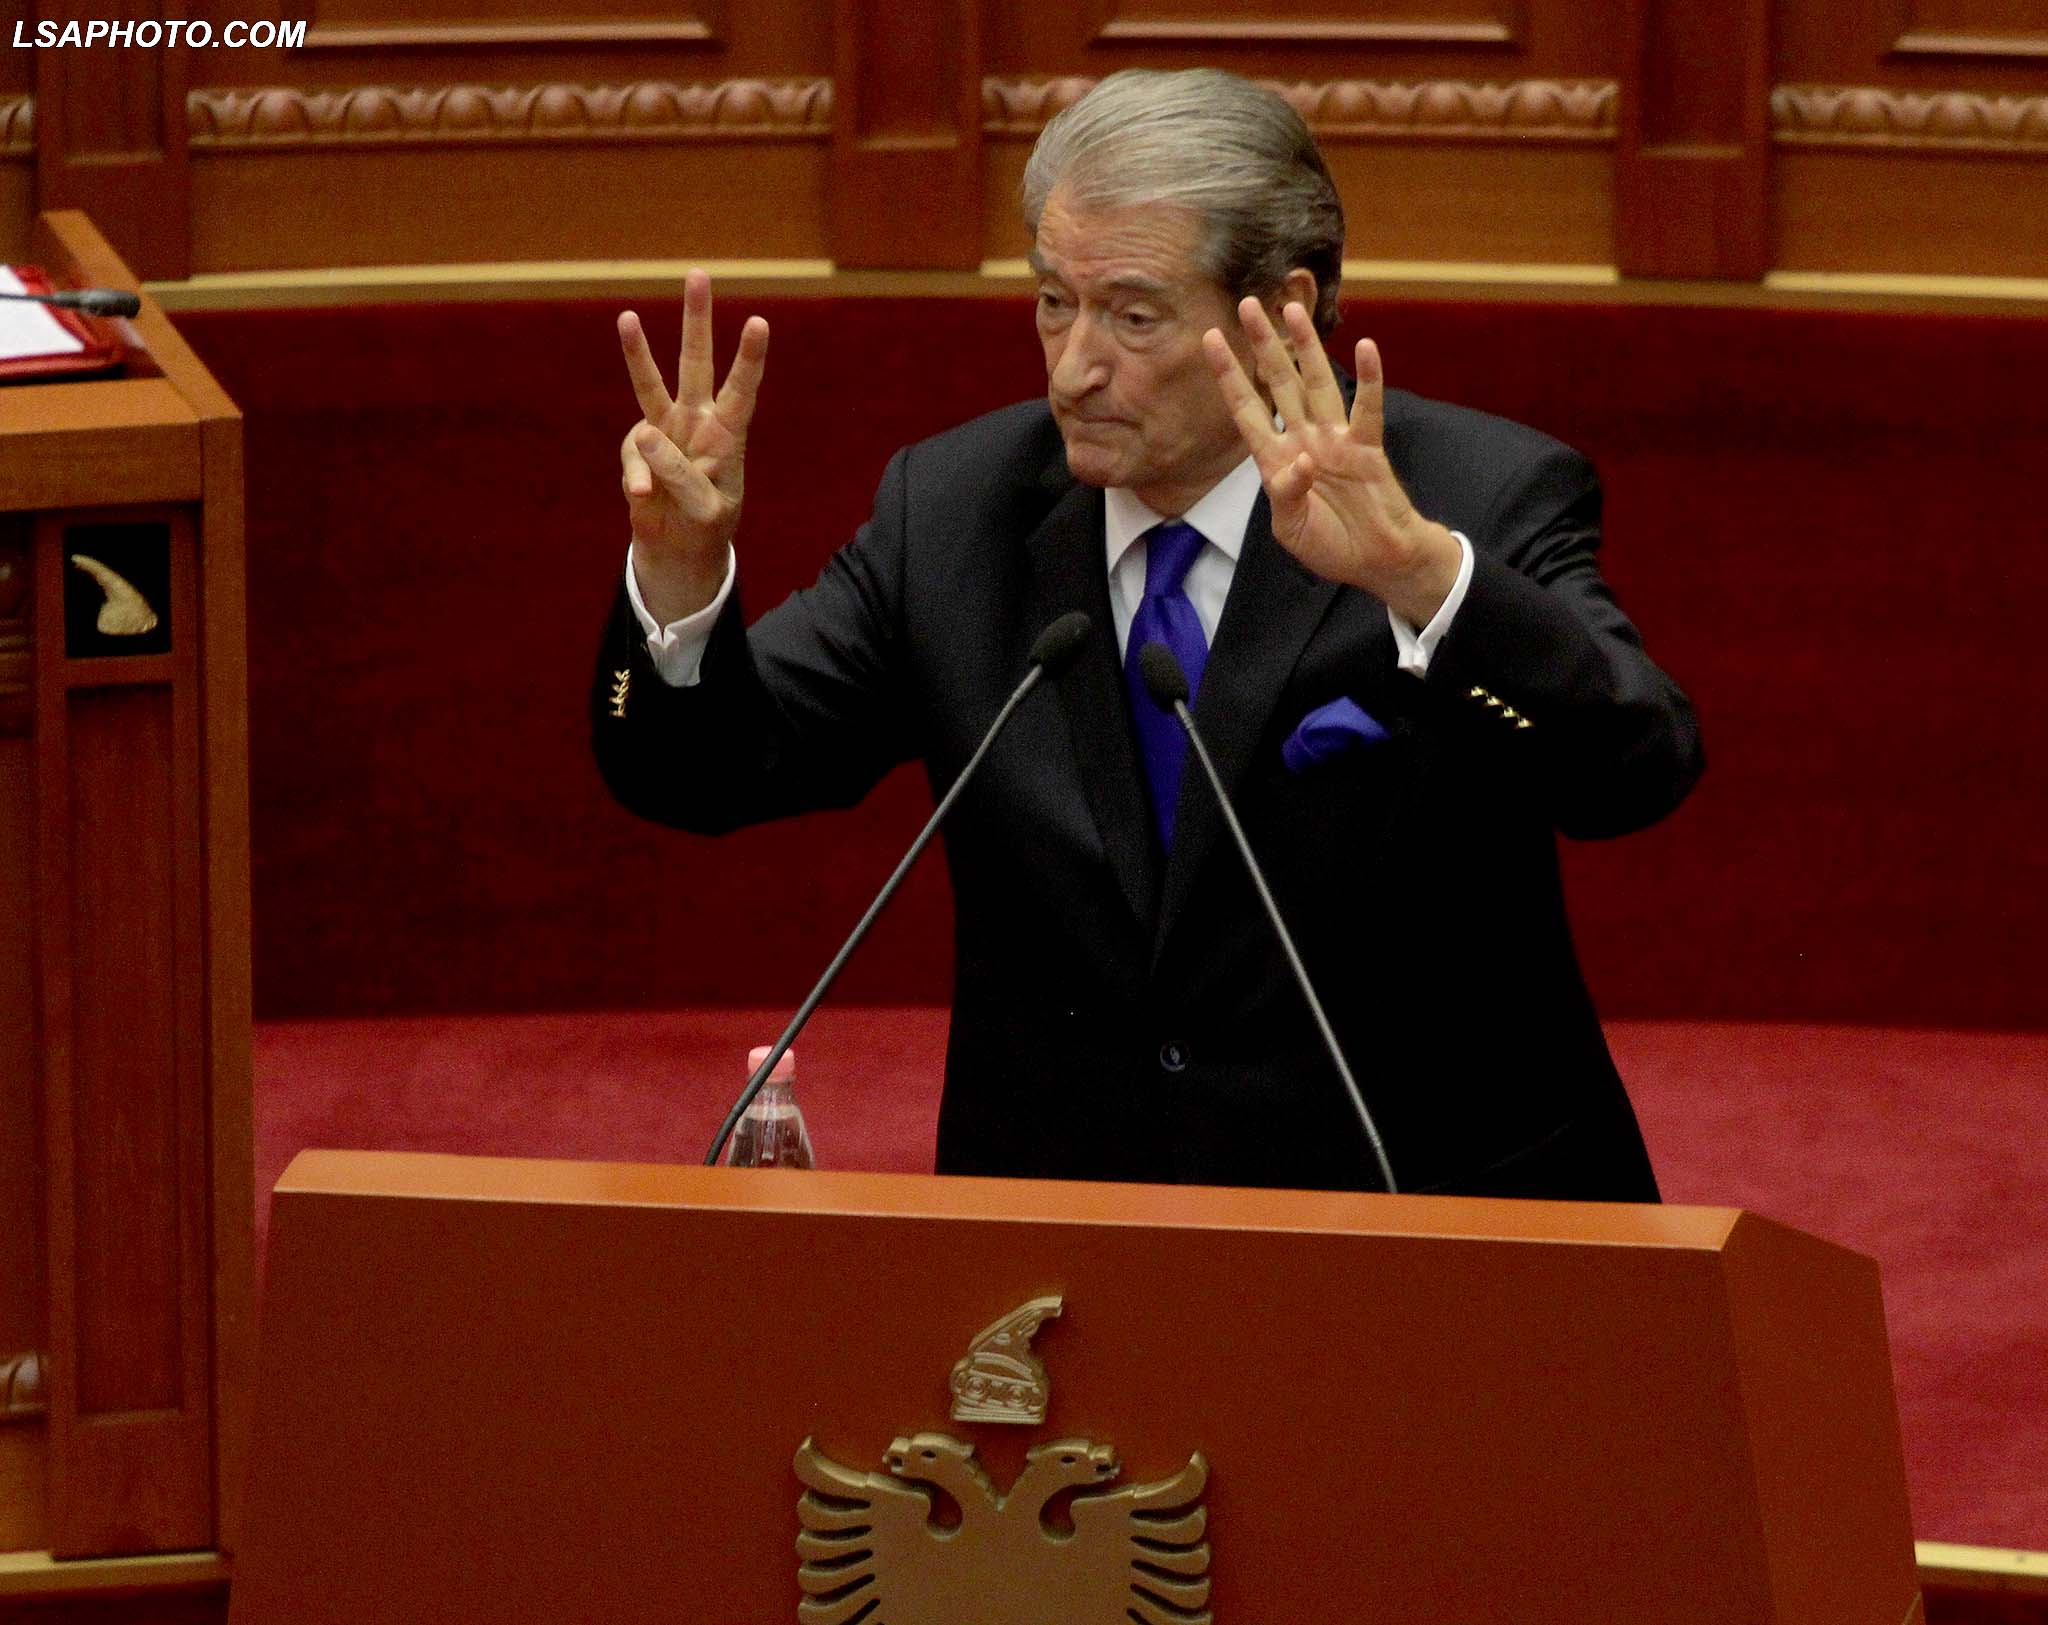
[1202, 300, 1462, 629]
[617, 268, 770, 623]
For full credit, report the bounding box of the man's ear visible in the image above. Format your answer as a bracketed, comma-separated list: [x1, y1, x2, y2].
[1259, 267, 1321, 328]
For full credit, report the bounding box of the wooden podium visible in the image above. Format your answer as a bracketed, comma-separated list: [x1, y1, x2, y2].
[0, 211, 252, 1564]
[234, 1152, 1921, 1624]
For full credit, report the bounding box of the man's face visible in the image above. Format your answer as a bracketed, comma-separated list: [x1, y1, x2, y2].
[1032, 184, 1249, 514]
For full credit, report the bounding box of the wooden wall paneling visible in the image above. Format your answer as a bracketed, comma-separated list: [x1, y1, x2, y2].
[188, 141, 834, 270]
[983, 0, 1627, 88]
[295, 0, 730, 50]
[981, 72, 1620, 268]
[0, 91, 31, 266]
[1083, 0, 1526, 47]
[1616, 0, 1772, 277]
[31, 5, 190, 279]
[1884, 0, 2048, 59]
[830, 0, 983, 267]
[1772, 147, 2048, 275]
[1773, 0, 2048, 274]
[0, 515, 48, 1556]
[1779, 0, 2048, 89]
[34, 506, 214, 1558]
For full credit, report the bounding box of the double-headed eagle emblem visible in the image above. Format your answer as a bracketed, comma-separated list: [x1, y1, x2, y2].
[794, 1431, 1210, 1625]
[792, 1295, 1210, 1624]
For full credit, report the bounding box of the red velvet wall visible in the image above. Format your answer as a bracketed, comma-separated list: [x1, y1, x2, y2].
[177, 296, 2048, 1028]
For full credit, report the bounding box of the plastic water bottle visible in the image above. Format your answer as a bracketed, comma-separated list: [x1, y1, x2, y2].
[727, 1044, 815, 1169]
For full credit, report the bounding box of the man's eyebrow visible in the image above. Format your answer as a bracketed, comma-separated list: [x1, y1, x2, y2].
[1026, 256, 1174, 300]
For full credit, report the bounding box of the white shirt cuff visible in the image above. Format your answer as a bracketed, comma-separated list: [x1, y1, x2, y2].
[626, 541, 735, 688]
[1389, 530, 1474, 677]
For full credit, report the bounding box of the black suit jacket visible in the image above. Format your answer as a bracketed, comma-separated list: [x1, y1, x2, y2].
[592, 391, 1703, 1199]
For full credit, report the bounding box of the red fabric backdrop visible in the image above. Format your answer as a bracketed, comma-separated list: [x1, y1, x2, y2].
[176, 296, 2048, 1027]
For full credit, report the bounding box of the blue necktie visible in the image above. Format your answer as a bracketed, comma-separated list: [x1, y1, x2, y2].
[1123, 520, 1210, 849]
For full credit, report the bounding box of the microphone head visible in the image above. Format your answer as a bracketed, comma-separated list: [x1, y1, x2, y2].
[1138, 641, 1190, 708]
[1029, 611, 1094, 676]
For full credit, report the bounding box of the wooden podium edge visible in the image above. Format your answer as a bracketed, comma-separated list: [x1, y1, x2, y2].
[268, 1147, 1749, 1247]
[26, 209, 257, 1561]
[0, 1544, 2036, 1603]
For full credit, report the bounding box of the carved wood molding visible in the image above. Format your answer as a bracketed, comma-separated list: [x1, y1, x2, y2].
[1774, 83, 2048, 154]
[983, 76, 1617, 142]
[186, 80, 833, 152]
[0, 94, 32, 156]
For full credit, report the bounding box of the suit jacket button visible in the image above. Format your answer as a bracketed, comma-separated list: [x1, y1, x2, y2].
[1159, 1040, 1189, 1073]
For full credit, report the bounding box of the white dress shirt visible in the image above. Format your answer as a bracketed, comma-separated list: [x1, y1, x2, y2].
[626, 454, 1474, 685]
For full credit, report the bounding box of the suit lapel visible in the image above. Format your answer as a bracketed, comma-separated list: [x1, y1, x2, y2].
[1023, 477, 1159, 929]
[1153, 493, 1343, 962]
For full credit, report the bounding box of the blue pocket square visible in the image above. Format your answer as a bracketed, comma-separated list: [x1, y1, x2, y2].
[1283, 697, 1390, 772]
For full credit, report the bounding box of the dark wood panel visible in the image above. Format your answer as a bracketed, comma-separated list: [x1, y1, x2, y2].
[0, 1422, 47, 1552]
[829, 0, 982, 267]
[0, 161, 32, 268]
[0, 523, 45, 1553]
[65, 686, 183, 1418]
[1887, 0, 2048, 58]
[186, 0, 830, 85]
[32, 5, 190, 279]
[1779, 0, 2048, 89]
[988, 0, 1624, 75]
[189, 142, 832, 270]
[1085, 0, 1523, 45]
[1617, 0, 1770, 277]
[301, 0, 727, 48]
[1775, 147, 2048, 273]
[984, 135, 1613, 265]
[37, 506, 213, 1558]
[0, 518, 44, 1555]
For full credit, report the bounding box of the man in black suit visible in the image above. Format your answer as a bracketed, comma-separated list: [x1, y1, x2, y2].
[593, 68, 1702, 1200]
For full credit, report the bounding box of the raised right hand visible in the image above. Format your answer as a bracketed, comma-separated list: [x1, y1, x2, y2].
[617, 267, 770, 624]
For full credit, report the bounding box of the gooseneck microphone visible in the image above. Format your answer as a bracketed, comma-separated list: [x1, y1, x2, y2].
[1137, 640, 1400, 1194]
[0, 287, 143, 318]
[705, 611, 1094, 1165]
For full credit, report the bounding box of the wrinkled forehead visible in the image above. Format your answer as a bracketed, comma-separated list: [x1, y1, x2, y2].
[1028, 186, 1213, 298]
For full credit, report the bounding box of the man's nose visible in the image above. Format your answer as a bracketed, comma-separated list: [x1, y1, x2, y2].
[1049, 311, 1111, 398]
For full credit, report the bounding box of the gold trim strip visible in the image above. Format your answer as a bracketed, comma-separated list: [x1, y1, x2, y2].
[150, 259, 836, 311]
[0, 1550, 228, 1597]
[142, 259, 2048, 314]
[1767, 269, 2048, 304]
[1916, 1541, 2048, 1595]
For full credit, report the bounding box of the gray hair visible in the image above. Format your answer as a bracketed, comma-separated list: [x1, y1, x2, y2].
[1021, 68, 1345, 336]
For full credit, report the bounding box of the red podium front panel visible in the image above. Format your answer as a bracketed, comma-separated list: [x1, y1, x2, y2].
[233, 1153, 1919, 1625]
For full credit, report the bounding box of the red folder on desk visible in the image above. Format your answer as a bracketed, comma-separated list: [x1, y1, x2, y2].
[0, 264, 123, 383]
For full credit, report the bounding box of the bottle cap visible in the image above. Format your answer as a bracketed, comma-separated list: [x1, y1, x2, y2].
[748, 1045, 796, 1082]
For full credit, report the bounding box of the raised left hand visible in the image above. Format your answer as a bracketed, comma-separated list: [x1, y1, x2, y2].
[1203, 299, 1461, 627]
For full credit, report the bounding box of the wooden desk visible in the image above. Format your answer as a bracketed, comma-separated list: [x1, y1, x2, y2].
[0, 210, 251, 1562]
